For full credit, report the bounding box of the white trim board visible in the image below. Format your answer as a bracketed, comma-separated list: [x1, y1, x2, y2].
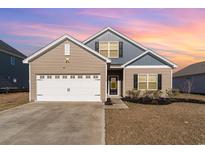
[110, 65, 123, 69]
[23, 34, 111, 63]
[83, 27, 148, 51]
[171, 69, 173, 89]
[29, 64, 31, 102]
[126, 65, 171, 68]
[122, 50, 177, 68]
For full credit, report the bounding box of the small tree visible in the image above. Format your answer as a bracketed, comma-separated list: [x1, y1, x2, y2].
[186, 78, 193, 94]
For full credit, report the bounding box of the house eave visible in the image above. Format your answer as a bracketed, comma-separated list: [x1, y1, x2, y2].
[23, 34, 111, 64]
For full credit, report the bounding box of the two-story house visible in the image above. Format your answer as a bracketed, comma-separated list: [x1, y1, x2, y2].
[23, 27, 177, 102]
[0, 40, 28, 92]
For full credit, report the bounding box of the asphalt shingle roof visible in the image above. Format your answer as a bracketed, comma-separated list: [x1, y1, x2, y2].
[0, 40, 26, 58]
[174, 61, 205, 77]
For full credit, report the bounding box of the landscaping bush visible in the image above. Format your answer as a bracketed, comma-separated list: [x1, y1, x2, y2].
[126, 89, 140, 99]
[166, 88, 179, 98]
[123, 89, 205, 105]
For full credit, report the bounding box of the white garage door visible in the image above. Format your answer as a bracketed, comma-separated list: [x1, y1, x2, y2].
[36, 75, 101, 102]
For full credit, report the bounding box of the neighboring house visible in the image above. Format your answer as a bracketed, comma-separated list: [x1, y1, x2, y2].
[173, 61, 205, 94]
[0, 40, 28, 92]
[23, 27, 177, 102]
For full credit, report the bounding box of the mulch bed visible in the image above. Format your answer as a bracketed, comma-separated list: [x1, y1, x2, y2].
[122, 97, 205, 105]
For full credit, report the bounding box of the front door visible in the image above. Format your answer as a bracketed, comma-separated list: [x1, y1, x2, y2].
[109, 76, 118, 95]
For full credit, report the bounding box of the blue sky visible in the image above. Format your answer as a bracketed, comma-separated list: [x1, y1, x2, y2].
[1, 8, 205, 69]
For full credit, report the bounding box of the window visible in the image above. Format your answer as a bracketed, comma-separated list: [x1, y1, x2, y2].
[138, 74, 158, 90]
[93, 75, 99, 79]
[99, 41, 119, 58]
[62, 75, 67, 79]
[110, 77, 117, 89]
[138, 75, 147, 90]
[148, 75, 158, 90]
[99, 42, 109, 57]
[47, 75, 52, 79]
[110, 42, 119, 58]
[40, 75, 44, 79]
[64, 43, 70, 55]
[70, 75, 75, 79]
[86, 75, 90, 79]
[55, 75, 60, 79]
[10, 56, 15, 65]
[78, 75, 83, 79]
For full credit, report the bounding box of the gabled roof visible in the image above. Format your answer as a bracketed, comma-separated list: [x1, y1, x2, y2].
[83, 27, 147, 51]
[0, 40, 26, 59]
[23, 34, 111, 63]
[122, 50, 177, 68]
[174, 61, 205, 77]
[83, 27, 177, 68]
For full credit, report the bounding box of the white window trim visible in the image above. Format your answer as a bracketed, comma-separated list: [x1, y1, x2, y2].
[138, 74, 158, 91]
[99, 41, 119, 58]
[64, 43, 70, 56]
[126, 65, 171, 68]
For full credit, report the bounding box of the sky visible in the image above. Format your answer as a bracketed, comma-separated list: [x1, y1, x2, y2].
[0, 8, 205, 71]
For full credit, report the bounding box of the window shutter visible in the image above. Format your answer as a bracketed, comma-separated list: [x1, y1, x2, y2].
[95, 42, 99, 52]
[158, 74, 162, 90]
[119, 42, 123, 57]
[64, 43, 70, 55]
[133, 74, 138, 90]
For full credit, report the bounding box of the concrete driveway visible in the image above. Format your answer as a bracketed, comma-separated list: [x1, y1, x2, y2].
[0, 102, 105, 145]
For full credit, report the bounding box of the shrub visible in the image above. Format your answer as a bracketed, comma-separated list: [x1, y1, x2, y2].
[153, 90, 163, 99]
[126, 89, 140, 99]
[166, 89, 179, 98]
[141, 90, 162, 99]
[172, 89, 180, 95]
[126, 90, 133, 98]
[132, 90, 140, 98]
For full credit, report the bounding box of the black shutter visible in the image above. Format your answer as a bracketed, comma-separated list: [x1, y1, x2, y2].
[119, 42, 123, 57]
[133, 74, 138, 90]
[158, 74, 162, 90]
[95, 42, 99, 52]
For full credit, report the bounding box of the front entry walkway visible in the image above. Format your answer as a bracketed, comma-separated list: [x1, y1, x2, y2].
[104, 98, 128, 109]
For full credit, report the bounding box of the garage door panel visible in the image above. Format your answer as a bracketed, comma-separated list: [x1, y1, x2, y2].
[36, 75, 101, 102]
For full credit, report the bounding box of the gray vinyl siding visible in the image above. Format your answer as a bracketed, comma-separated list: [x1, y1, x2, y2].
[85, 30, 145, 65]
[129, 54, 168, 66]
[0, 51, 28, 89]
[173, 74, 205, 94]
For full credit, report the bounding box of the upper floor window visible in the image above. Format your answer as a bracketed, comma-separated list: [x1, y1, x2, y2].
[64, 43, 70, 56]
[99, 41, 119, 58]
[10, 56, 15, 66]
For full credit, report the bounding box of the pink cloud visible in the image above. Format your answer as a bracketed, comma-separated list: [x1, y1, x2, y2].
[112, 17, 205, 70]
[78, 9, 136, 19]
[1, 11, 205, 71]
[1, 21, 100, 43]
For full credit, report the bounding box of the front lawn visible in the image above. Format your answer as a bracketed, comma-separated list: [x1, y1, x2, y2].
[105, 102, 205, 144]
[0, 92, 29, 111]
[175, 93, 205, 101]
